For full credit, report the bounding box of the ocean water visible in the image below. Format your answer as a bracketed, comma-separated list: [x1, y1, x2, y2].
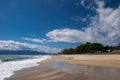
[0, 54, 50, 80]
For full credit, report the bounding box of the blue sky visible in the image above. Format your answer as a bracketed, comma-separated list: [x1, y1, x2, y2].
[0, 0, 120, 53]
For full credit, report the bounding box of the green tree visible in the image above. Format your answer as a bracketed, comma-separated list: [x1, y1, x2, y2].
[58, 42, 111, 54]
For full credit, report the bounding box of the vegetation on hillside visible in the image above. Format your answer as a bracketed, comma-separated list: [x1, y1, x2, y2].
[58, 42, 120, 54]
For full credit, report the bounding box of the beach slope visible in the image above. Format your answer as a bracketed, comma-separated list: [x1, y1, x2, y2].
[5, 55, 120, 80]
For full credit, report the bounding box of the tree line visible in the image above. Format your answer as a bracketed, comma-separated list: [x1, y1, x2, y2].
[58, 42, 120, 54]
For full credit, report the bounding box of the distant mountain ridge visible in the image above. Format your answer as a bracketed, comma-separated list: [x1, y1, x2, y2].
[0, 50, 50, 55]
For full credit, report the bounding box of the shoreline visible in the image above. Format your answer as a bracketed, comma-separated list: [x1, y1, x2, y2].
[5, 55, 120, 80]
[0, 55, 50, 80]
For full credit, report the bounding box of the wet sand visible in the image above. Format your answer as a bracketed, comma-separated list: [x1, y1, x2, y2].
[5, 55, 120, 80]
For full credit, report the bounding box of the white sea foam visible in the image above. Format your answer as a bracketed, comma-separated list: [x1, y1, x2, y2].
[0, 55, 50, 80]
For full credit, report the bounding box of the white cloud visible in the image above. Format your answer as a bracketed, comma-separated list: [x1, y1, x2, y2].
[80, 0, 95, 10]
[46, 0, 120, 45]
[88, 0, 120, 45]
[71, 14, 90, 22]
[23, 38, 44, 43]
[46, 28, 87, 43]
[70, 16, 86, 22]
[0, 40, 61, 53]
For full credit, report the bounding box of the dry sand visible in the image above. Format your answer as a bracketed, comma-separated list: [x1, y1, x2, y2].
[60, 55, 120, 68]
[5, 55, 120, 80]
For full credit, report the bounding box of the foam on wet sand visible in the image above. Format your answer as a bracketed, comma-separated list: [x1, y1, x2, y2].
[0, 55, 50, 80]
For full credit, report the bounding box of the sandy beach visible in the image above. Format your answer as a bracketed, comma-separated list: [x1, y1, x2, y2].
[5, 55, 120, 80]
[60, 55, 120, 68]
